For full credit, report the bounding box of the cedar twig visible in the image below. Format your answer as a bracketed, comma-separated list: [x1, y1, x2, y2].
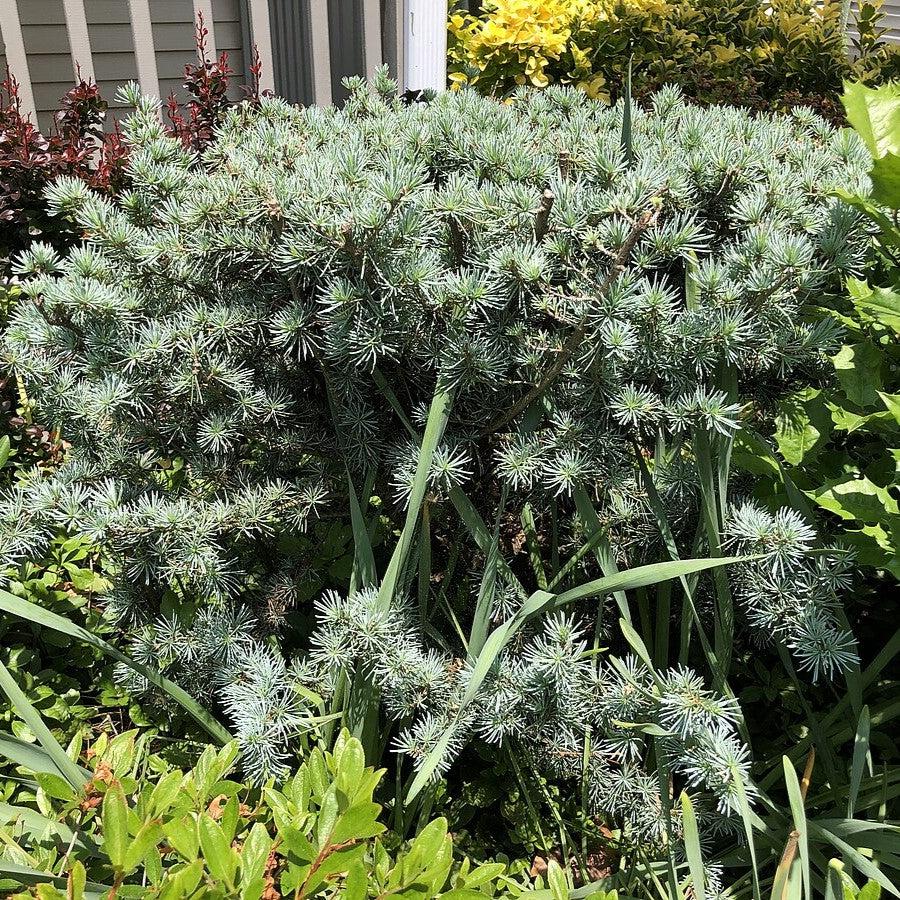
[483, 200, 662, 437]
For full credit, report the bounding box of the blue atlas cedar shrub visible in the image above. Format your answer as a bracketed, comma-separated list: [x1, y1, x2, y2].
[0, 72, 869, 845]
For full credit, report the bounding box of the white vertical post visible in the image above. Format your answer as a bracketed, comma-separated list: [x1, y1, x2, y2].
[62, 0, 95, 82]
[0, 2, 37, 122]
[248, 0, 276, 93]
[361, 0, 382, 79]
[128, 0, 160, 97]
[192, 0, 217, 58]
[307, 0, 332, 107]
[404, 0, 447, 92]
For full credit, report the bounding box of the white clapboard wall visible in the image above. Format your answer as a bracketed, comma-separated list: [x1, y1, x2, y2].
[0, 0, 448, 131]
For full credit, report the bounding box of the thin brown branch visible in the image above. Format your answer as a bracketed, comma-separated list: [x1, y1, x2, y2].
[533, 188, 555, 242]
[483, 201, 661, 437]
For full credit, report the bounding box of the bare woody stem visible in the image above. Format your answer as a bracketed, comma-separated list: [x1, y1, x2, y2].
[484, 201, 662, 437]
[533, 188, 555, 242]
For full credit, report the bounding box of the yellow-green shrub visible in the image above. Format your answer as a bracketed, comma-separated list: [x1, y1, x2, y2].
[448, 0, 900, 110]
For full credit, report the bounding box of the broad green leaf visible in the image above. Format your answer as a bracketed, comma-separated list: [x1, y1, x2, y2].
[843, 81, 900, 159]
[69, 860, 87, 899]
[331, 801, 386, 844]
[35, 772, 77, 802]
[148, 769, 185, 817]
[775, 388, 832, 465]
[102, 784, 129, 871]
[879, 392, 900, 425]
[871, 152, 900, 209]
[833, 190, 900, 249]
[343, 861, 368, 900]
[830, 406, 895, 435]
[0, 435, 10, 469]
[162, 815, 199, 861]
[198, 815, 237, 886]
[122, 820, 164, 873]
[810, 475, 899, 524]
[849, 279, 900, 332]
[733, 427, 781, 478]
[240, 822, 273, 887]
[832, 342, 884, 408]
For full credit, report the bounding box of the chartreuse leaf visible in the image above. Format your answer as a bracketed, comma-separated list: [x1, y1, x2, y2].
[871, 153, 900, 209]
[332, 802, 386, 844]
[0, 588, 231, 745]
[343, 861, 367, 900]
[879, 392, 900, 425]
[842, 81, 900, 160]
[34, 772, 76, 803]
[122, 819, 164, 874]
[548, 859, 569, 900]
[162, 815, 199, 861]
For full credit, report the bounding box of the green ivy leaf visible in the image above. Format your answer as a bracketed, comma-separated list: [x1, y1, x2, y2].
[848, 279, 900, 332]
[810, 475, 899, 524]
[878, 392, 900, 425]
[832, 342, 884, 408]
[775, 388, 832, 465]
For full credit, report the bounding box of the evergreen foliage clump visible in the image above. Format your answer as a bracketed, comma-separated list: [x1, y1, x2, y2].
[0, 73, 871, 843]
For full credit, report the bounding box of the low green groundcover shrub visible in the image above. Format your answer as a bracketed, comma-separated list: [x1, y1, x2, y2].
[0, 729, 556, 898]
[0, 71, 886, 881]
